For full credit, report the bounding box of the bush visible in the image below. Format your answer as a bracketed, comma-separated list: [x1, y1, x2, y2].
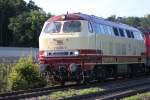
[7, 57, 46, 91]
[0, 63, 12, 92]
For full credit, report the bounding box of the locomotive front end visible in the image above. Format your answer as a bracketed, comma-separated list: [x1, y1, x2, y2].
[39, 14, 89, 83]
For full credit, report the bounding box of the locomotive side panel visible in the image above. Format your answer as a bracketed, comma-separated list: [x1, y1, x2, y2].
[95, 33, 146, 64]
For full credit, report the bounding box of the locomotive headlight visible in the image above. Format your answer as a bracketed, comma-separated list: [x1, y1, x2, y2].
[74, 51, 79, 56]
[44, 51, 48, 56]
[61, 15, 65, 19]
[39, 50, 48, 57]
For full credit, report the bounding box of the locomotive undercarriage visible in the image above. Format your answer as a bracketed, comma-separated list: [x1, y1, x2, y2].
[40, 62, 148, 85]
[40, 63, 85, 85]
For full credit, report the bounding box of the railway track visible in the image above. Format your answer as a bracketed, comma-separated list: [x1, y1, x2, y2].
[0, 79, 116, 100]
[0, 84, 80, 100]
[64, 76, 150, 100]
[0, 76, 150, 100]
[98, 84, 150, 100]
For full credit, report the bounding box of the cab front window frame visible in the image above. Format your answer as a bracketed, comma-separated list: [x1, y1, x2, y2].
[62, 21, 81, 33]
[44, 21, 61, 33]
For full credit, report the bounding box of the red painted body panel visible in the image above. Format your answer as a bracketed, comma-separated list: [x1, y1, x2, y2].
[49, 14, 84, 21]
[39, 49, 145, 71]
[145, 32, 150, 58]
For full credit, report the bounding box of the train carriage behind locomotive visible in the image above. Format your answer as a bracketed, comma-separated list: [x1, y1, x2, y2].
[39, 13, 147, 83]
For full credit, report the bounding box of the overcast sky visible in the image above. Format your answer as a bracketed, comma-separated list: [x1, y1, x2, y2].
[24, 0, 150, 18]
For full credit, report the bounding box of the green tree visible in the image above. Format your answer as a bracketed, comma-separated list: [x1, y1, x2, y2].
[107, 15, 117, 22]
[0, 0, 50, 47]
[0, 0, 27, 46]
[8, 10, 49, 47]
[139, 15, 150, 30]
[107, 15, 150, 32]
[119, 17, 141, 28]
[27, 0, 40, 10]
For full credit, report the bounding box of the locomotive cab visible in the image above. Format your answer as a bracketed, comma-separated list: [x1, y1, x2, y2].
[39, 20, 91, 51]
[39, 14, 93, 83]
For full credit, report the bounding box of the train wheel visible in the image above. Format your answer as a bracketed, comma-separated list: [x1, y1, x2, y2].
[77, 67, 85, 84]
[93, 66, 106, 81]
[69, 64, 85, 84]
[40, 71, 48, 80]
[40, 71, 56, 85]
[78, 70, 85, 84]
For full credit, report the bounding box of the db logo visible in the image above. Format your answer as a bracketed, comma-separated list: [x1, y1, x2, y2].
[53, 39, 64, 45]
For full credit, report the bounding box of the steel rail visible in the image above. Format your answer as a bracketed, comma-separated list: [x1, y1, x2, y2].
[100, 84, 150, 100]
[64, 79, 150, 100]
[1, 75, 150, 100]
[0, 84, 79, 100]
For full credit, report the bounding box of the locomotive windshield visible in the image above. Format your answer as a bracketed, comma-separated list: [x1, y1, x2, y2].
[44, 20, 81, 33]
[44, 21, 61, 33]
[63, 21, 81, 33]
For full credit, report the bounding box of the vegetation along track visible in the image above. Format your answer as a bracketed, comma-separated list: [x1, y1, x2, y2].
[0, 84, 81, 100]
[0, 75, 129, 100]
[1, 76, 150, 100]
[64, 77, 150, 100]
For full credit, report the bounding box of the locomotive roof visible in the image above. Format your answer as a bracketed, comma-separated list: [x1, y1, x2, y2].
[49, 13, 139, 32]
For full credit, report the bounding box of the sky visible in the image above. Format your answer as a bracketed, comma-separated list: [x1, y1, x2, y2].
[24, 0, 150, 18]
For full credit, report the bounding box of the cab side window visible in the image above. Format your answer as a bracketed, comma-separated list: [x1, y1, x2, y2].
[99, 24, 105, 34]
[113, 27, 119, 36]
[126, 30, 134, 38]
[126, 30, 132, 38]
[88, 22, 93, 33]
[92, 23, 100, 33]
[119, 28, 125, 37]
[130, 31, 134, 38]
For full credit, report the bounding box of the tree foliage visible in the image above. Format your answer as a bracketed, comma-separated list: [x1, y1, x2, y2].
[0, 0, 50, 47]
[107, 15, 150, 32]
[8, 10, 48, 47]
[0, 0, 27, 46]
[107, 15, 117, 22]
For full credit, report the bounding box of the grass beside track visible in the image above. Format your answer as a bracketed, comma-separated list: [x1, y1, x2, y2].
[122, 92, 150, 100]
[38, 87, 103, 100]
